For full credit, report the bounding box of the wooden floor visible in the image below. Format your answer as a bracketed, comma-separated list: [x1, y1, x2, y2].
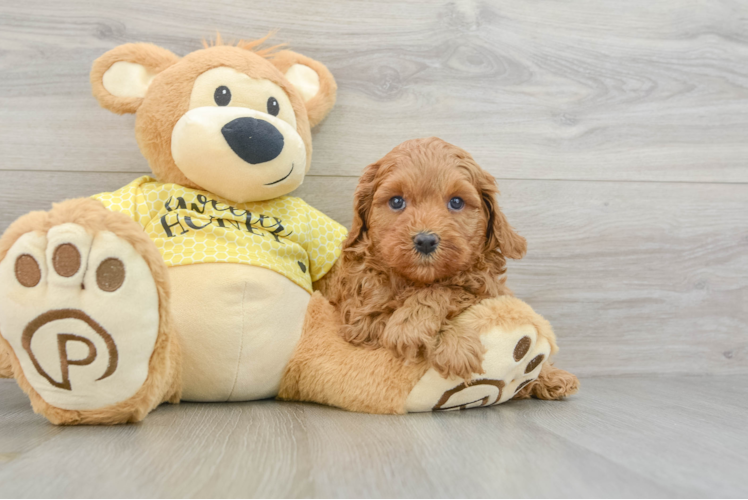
[0, 376, 746, 498]
[1, 0, 747, 498]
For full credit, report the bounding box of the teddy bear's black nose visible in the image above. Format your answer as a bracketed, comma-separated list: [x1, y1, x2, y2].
[221, 117, 284, 164]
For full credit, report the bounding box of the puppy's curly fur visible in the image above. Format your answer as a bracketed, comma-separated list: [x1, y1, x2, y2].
[320, 138, 527, 381]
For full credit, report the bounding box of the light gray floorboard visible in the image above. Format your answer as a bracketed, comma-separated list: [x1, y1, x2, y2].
[0, 376, 746, 498]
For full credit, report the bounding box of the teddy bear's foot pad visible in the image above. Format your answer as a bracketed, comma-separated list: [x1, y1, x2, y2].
[0, 223, 160, 411]
[405, 323, 551, 412]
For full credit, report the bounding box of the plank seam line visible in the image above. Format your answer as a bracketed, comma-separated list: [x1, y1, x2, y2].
[1, 169, 747, 186]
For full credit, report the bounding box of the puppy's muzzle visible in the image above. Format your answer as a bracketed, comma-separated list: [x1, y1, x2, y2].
[413, 232, 440, 255]
[221, 117, 285, 164]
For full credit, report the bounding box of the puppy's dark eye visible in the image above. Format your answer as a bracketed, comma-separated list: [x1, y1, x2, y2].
[214, 86, 231, 106]
[267, 97, 280, 116]
[448, 197, 465, 211]
[389, 196, 406, 211]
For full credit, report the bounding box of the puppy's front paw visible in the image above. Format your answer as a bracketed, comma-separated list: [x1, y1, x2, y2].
[380, 320, 434, 361]
[431, 330, 486, 382]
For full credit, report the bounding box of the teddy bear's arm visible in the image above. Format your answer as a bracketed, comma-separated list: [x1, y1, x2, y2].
[297, 201, 348, 284]
[311, 258, 340, 296]
[91, 176, 157, 229]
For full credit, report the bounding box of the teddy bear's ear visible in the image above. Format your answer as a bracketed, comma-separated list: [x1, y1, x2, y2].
[270, 50, 337, 127]
[90, 43, 179, 115]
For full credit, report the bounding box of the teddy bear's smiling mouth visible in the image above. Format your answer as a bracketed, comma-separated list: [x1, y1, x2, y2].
[265, 163, 294, 186]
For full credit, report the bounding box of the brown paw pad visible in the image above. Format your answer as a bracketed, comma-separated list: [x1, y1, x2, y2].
[514, 379, 533, 394]
[514, 336, 531, 361]
[52, 243, 81, 277]
[525, 354, 545, 374]
[96, 258, 125, 292]
[15, 254, 41, 288]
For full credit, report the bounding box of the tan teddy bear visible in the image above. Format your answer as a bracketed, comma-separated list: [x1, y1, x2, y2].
[0, 36, 347, 424]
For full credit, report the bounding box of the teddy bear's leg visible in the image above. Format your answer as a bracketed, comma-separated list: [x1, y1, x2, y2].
[404, 295, 576, 412]
[0, 198, 181, 425]
[280, 294, 577, 414]
[278, 293, 430, 414]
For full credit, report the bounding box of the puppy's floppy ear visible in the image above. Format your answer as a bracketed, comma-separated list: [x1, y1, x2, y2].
[344, 161, 381, 250]
[480, 172, 527, 259]
[90, 43, 179, 115]
[271, 50, 337, 127]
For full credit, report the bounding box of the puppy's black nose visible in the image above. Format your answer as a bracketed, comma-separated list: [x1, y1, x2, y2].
[413, 232, 439, 255]
[221, 117, 284, 164]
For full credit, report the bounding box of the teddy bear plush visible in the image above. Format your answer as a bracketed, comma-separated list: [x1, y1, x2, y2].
[0, 36, 576, 424]
[0, 36, 347, 424]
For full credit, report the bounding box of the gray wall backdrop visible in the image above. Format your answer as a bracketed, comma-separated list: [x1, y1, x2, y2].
[1, 0, 746, 377]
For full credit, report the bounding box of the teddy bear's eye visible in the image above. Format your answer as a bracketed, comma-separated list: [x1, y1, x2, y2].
[267, 97, 280, 116]
[214, 86, 231, 106]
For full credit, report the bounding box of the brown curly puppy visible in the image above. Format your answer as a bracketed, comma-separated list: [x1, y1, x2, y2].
[321, 137, 528, 381]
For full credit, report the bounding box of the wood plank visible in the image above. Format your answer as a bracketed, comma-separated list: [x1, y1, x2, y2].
[515, 375, 748, 498]
[1, 0, 748, 182]
[299, 400, 672, 498]
[0, 384, 314, 497]
[0, 171, 746, 376]
[0, 376, 746, 497]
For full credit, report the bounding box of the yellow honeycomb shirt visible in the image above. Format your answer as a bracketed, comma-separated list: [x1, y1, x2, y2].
[93, 176, 347, 293]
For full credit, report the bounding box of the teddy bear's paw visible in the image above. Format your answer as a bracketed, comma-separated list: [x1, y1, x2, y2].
[404, 322, 551, 412]
[0, 224, 160, 411]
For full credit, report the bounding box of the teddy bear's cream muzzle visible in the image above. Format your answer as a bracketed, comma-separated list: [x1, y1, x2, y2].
[171, 106, 307, 203]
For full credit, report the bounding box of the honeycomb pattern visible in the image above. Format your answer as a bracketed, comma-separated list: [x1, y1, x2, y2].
[93, 176, 347, 293]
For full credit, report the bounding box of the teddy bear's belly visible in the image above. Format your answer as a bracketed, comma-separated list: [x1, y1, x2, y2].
[168, 262, 310, 402]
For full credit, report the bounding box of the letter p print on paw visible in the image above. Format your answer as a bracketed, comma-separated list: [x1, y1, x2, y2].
[0, 224, 161, 411]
